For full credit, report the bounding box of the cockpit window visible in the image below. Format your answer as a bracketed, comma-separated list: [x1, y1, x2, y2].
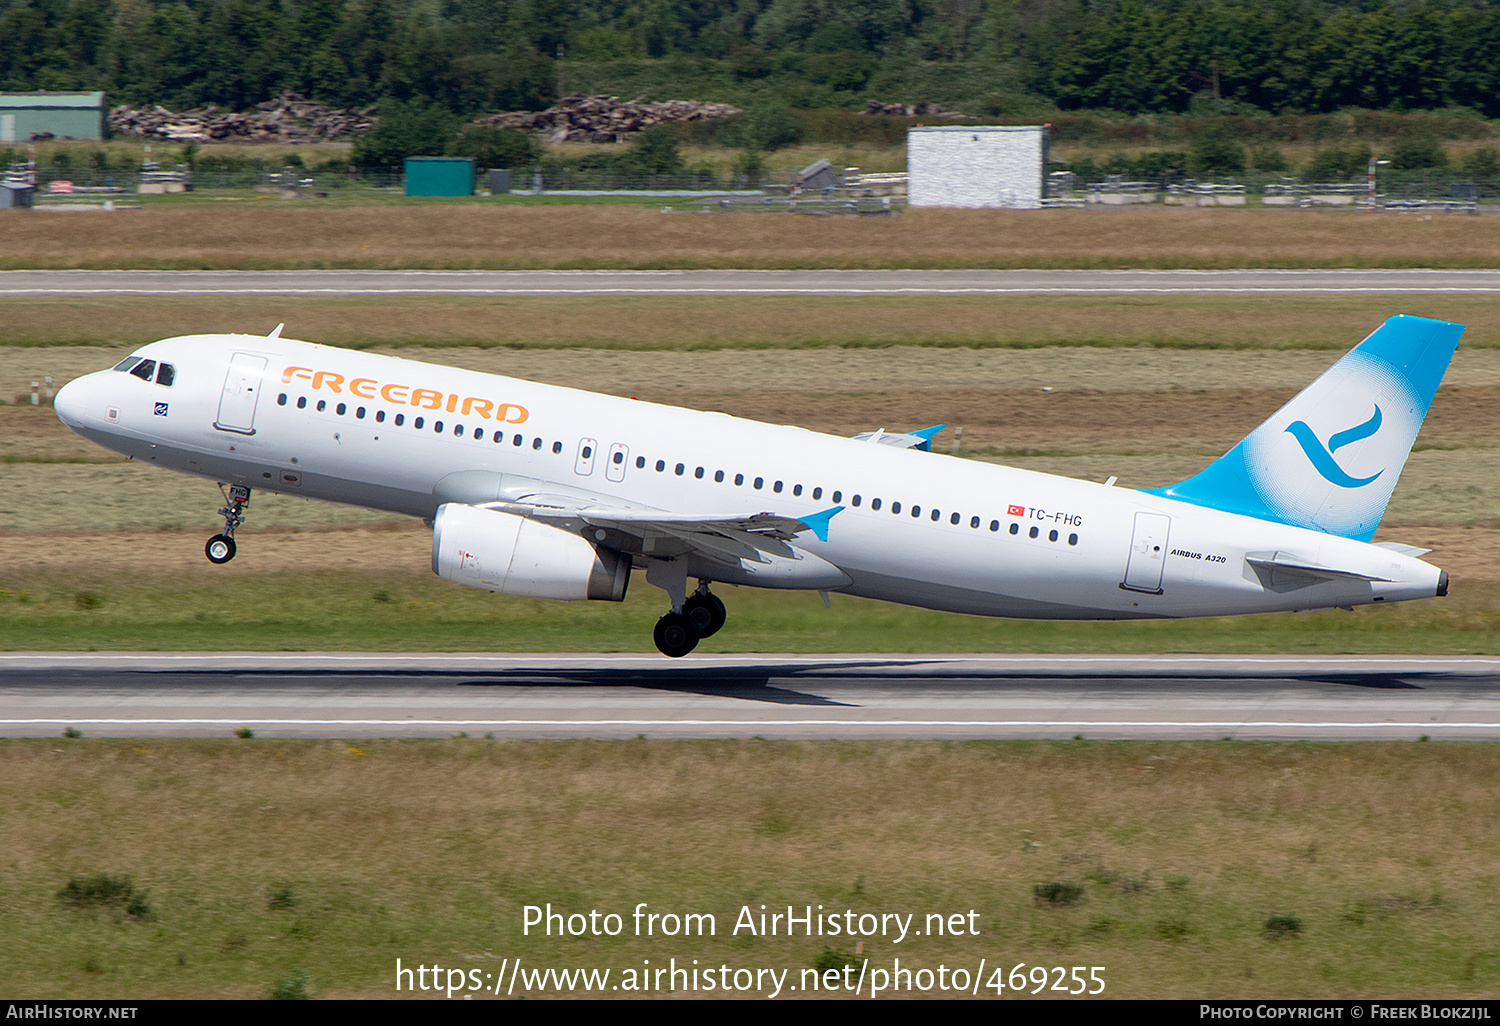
[113, 357, 140, 372]
[129, 359, 156, 382]
[156, 363, 175, 386]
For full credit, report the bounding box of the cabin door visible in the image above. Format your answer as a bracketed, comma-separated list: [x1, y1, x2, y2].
[1121, 512, 1171, 594]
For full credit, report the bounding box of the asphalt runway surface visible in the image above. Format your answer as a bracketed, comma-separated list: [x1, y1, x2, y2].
[3, 654, 1498, 740]
[7, 269, 1500, 297]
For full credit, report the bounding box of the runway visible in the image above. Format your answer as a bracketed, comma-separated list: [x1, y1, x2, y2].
[4, 653, 1498, 741]
[6, 268, 1500, 297]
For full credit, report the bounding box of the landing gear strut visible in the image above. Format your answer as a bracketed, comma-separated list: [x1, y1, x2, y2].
[647, 563, 728, 657]
[206, 484, 250, 564]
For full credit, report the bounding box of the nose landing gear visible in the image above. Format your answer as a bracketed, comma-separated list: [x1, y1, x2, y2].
[206, 485, 250, 564]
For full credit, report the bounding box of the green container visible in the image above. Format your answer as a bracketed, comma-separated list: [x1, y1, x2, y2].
[404, 157, 474, 197]
[0, 92, 107, 142]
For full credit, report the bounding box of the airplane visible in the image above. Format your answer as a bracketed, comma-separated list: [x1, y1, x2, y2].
[51, 314, 1459, 657]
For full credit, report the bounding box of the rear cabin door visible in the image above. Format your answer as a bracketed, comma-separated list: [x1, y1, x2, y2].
[215, 352, 267, 435]
[1121, 512, 1171, 594]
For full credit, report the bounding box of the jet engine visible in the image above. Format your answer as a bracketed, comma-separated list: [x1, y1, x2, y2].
[432, 503, 630, 601]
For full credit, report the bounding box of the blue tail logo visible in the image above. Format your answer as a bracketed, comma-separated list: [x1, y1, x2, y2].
[1284, 405, 1384, 488]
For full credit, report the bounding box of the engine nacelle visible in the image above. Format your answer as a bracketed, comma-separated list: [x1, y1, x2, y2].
[432, 503, 630, 601]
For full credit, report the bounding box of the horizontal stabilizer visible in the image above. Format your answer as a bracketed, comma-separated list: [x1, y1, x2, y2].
[1374, 541, 1433, 558]
[1246, 551, 1391, 591]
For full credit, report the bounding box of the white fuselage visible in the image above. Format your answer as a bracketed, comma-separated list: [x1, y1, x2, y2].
[53, 334, 1445, 620]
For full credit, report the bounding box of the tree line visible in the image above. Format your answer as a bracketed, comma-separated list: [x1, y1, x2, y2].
[5, 0, 1500, 118]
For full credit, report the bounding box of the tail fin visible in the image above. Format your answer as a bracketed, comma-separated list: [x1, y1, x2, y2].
[1144, 314, 1462, 541]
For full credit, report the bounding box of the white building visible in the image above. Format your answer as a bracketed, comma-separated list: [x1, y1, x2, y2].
[907, 125, 1049, 209]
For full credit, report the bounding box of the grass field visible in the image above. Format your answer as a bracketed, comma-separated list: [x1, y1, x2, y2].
[3, 739, 1498, 999]
[4, 231, 1498, 999]
[4, 205, 1500, 271]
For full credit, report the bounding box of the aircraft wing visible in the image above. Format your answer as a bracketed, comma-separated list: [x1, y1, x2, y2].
[850, 424, 945, 451]
[479, 500, 844, 566]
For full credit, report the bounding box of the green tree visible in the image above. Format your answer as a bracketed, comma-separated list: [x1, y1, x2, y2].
[617, 125, 684, 175]
[352, 98, 460, 168]
[736, 106, 800, 151]
[1189, 129, 1246, 176]
[1389, 135, 1448, 171]
[455, 125, 538, 169]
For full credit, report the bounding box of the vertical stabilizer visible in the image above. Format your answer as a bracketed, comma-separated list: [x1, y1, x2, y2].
[1145, 314, 1462, 541]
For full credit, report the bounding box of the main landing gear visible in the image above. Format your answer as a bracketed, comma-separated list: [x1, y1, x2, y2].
[648, 564, 728, 657]
[205, 485, 250, 564]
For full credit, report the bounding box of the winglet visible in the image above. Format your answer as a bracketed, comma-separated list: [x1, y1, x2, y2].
[911, 424, 946, 452]
[268, 323, 285, 339]
[797, 506, 845, 542]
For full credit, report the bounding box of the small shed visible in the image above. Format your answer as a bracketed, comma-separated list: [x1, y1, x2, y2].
[0, 182, 35, 209]
[798, 159, 841, 191]
[907, 125, 1049, 209]
[0, 92, 108, 142]
[404, 157, 474, 197]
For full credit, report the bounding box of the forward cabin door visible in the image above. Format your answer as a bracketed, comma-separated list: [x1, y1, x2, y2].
[214, 352, 267, 435]
[1121, 512, 1171, 594]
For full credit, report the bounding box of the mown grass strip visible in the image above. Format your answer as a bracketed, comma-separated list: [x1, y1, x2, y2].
[1, 294, 1498, 351]
[5, 206, 1500, 272]
[3, 738, 1498, 998]
[3, 570, 1498, 654]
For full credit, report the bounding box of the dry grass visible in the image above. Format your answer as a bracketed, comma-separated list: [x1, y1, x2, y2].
[3, 739, 1499, 998]
[4, 205, 1500, 270]
[5, 294, 1500, 353]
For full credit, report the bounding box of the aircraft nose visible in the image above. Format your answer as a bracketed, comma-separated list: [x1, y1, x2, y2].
[52, 374, 92, 431]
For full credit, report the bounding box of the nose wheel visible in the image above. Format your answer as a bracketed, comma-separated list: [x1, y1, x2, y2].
[206, 485, 251, 564]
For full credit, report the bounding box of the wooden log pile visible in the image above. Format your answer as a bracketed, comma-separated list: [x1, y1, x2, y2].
[108, 93, 377, 142]
[477, 94, 740, 143]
